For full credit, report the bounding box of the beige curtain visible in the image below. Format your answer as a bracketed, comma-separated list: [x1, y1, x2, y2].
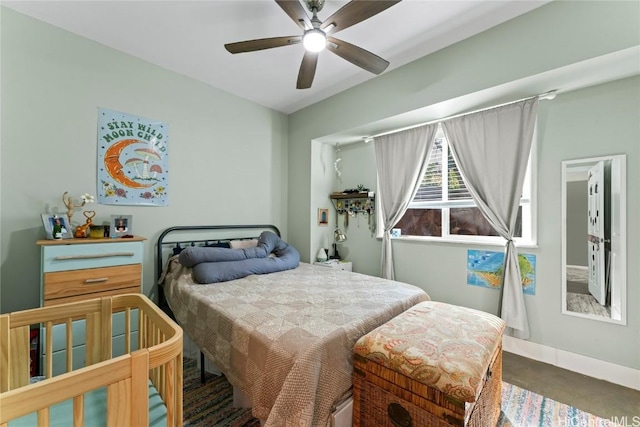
[442, 97, 538, 339]
[374, 124, 437, 279]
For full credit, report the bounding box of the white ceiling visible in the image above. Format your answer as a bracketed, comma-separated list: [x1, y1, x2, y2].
[2, 0, 552, 114]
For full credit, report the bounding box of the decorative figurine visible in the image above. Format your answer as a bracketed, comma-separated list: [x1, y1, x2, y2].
[75, 210, 95, 238]
[62, 192, 95, 226]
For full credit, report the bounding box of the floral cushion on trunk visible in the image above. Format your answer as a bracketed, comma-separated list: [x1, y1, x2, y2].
[353, 301, 505, 402]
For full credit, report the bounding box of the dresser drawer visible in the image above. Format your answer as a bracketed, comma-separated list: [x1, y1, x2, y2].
[43, 264, 142, 305]
[42, 241, 143, 273]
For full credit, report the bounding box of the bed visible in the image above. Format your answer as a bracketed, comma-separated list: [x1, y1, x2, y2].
[0, 293, 183, 427]
[156, 224, 430, 427]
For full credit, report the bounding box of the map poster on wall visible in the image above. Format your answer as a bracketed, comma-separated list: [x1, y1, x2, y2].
[97, 108, 168, 206]
[467, 249, 536, 295]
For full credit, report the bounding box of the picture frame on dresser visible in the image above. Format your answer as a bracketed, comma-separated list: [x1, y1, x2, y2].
[41, 213, 73, 239]
[111, 214, 133, 237]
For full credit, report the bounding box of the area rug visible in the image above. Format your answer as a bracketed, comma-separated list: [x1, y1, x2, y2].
[183, 358, 620, 427]
[499, 381, 620, 427]
[183, 358, 259, 427]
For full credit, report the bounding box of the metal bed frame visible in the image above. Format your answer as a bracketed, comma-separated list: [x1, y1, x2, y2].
[155, 224, 281, 383]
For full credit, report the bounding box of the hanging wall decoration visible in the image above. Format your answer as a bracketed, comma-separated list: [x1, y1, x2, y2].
[97, 107, 169, 206]
[466, 249, 536, 295]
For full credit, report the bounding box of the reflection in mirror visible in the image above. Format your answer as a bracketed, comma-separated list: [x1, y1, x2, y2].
[561, 155, 626, 324]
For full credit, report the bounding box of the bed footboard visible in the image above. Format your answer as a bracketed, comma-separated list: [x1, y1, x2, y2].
[0, 294, 183, 427]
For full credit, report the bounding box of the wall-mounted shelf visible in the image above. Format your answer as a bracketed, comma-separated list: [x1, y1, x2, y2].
[329, 192, 376, 234]
[329, 192, 371, 200]
[329, 193, 374, 214]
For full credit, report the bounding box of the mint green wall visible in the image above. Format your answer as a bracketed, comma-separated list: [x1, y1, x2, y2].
[0, 8, 288, 313]
[323, 141, 380, 277]
[288, 1, 639, 369]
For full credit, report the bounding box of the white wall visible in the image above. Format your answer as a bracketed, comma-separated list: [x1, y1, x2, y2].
[0, 8, 288, 313]
[287, 1, 640, 370]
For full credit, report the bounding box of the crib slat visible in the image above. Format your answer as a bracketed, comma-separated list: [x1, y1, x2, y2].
[137, 310, 145, 350]
[159, 360, 166, 400]
[176, 353, 183, 426]
[165, 357, 175, 425]
[107, 378, 131, 427]
[37, 406, 48, 427]
[85, 312, 99, 365]
[152, 323, 160, 388]
[73, 395, 84, 427]
[124, 307, 131, 354]
[45, 321, 53, 378]
[66, 318, 73, 373]
[9, 325, 30, 389]
[101, 298, 112, 362]
[0, 315, 9, 392]
[130, 350, 149, 426]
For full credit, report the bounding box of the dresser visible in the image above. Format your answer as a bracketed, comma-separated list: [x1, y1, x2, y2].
[37, 237, 145, 306]
[36, 237, 145, 375]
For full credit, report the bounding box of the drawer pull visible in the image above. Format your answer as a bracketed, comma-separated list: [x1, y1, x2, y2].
[84, 278, 109, 284]
[388, 403, 412, 427]
[54, 252, 135, 260]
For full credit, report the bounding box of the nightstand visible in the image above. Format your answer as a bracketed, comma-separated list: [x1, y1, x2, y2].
[314, 260, 353, 272]
[35, 237, 145, 375]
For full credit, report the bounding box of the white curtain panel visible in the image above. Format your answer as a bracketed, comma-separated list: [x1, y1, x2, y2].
[374, 124, 437, 279]
[442, 97, 538, 339]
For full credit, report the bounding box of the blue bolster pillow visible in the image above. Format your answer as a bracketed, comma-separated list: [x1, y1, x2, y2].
[178, 231, 300, 284]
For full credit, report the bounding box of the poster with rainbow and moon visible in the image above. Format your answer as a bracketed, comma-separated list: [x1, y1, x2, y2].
[97, 108, 168, 206]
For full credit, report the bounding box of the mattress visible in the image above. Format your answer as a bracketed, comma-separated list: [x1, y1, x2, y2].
[162, 259, 429, 427]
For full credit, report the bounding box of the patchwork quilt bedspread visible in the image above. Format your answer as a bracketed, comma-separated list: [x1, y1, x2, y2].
[162, 260, 429, 427]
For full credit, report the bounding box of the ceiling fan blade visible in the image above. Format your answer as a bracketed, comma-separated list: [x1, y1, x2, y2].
[276, 0, 312, 31]
[320, 0, 402, 35]
[225, 36, 302, 54]
[327, 37, 389, 74]
[297, 51, 319, 89]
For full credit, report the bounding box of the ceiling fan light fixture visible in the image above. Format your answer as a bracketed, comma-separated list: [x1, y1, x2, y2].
[225, 0, 402, 88]
[303, 29, 326, 52]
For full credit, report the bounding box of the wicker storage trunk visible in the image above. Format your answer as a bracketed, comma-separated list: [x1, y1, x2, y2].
[352, 301, 505, 427]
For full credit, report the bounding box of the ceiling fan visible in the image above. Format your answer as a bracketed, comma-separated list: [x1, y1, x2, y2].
[224, 0, 402, 89]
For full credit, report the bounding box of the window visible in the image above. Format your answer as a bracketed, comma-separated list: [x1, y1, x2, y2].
[392, 126, 536, 245]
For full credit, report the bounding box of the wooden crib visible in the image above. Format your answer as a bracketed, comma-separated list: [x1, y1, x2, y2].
[0, 293, 183, 426]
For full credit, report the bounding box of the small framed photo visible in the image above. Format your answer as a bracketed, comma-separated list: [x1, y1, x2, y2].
[41, 214, 73, 240]
[111, 215, 133, 237]
[318, 208, 329, 226]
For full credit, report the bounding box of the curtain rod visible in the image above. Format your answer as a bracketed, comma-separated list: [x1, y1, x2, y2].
[365, 90, 557, 142]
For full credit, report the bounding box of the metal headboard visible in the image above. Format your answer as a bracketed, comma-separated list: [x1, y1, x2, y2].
[155, 224, 281, 290]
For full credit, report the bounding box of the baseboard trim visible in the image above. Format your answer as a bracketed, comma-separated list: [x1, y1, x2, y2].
[502, 335, 640, 391]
